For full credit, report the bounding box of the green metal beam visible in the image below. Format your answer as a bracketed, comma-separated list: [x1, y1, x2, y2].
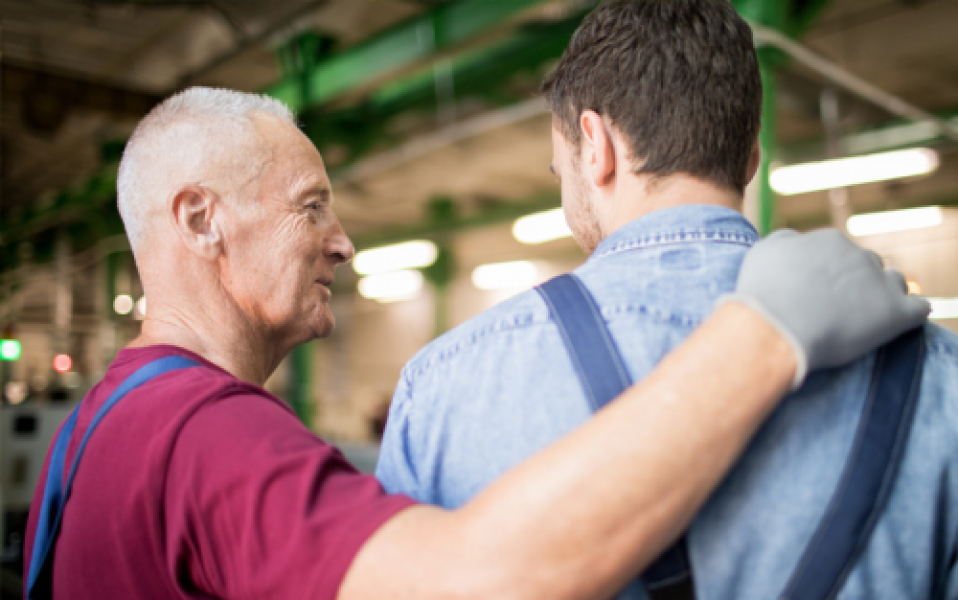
[734, 0, 788, 30]
[785, 0, 833, 37]
[733, 0, 831, 37]
[265, 0, 549, 112]
[312, 17, 579, 170]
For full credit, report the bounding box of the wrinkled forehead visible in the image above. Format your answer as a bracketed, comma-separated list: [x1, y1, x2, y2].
[251, 114, 331, 200]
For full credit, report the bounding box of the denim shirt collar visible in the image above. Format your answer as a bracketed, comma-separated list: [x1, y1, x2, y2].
[590, 204, 760, 261]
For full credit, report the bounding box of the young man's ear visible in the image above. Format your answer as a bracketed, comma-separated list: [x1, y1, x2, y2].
[579, 110, 616, 188]
[170, 184, 223, 260]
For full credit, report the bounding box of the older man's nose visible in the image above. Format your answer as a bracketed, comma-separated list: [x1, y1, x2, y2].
[325, 221, 355, 265]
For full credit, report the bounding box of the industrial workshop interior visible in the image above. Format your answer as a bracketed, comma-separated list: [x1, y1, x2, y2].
[2, 0, 958, 597]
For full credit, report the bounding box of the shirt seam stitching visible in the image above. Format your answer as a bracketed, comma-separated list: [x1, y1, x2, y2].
[405, 305, 703, 379]
[590, 230, 757, 261]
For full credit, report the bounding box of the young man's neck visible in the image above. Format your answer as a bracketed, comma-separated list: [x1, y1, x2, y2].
[602, 174, 743, 238]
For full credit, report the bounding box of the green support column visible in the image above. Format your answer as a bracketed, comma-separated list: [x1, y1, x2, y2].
[289, 342, 314, 428]
[425, 247, 456, 338]
[734, 0, 833, 234]
[107, 251, 121, 355]
[757, 47, 780, 236]
[735, 0, 788, 236]
[433, 281, 450, 338]
[422, 199, 458, 338]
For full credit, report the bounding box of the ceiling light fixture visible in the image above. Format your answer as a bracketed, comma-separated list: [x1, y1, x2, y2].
[513, 208, 572, 245]
[472, 261, 538, 291]
[930, 298, 958, 320]
[353, 240, 438, 276]
[358, 270, 424, 303]
[770, 148, 939, 196]
[846, 206, 943, 237]
[113, 294, 134, 315]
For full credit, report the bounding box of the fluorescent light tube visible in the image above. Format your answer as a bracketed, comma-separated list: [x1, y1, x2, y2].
[846, 206, 943, 237]
[513, 208, 572, 244]
[358, 270, 424, 303]
[472, 261, 538, 291]
[353, 240, 438, 276]
[770, 148, 939, 196]
[930, 298, 958, 320]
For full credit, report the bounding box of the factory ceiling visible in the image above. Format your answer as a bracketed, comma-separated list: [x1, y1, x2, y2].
[2, 0, 958, 269]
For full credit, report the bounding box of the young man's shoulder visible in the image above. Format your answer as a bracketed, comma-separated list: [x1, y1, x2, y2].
[401, 286, 552, 380]
[916, 323, 958, 423]
[924, 322, 958, 358]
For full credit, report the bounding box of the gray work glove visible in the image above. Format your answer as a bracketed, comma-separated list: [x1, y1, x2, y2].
[724, 228, 930, 389]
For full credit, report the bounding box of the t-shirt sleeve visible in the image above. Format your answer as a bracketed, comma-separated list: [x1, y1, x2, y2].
[163, 388, 417, 600]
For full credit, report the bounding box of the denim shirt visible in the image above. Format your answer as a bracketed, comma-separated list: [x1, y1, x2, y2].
[377, 205, 958, 600]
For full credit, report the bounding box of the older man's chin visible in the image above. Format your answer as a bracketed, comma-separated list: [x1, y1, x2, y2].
[307, 307, 337, 340]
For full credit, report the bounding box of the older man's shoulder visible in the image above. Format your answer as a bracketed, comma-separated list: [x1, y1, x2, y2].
[104, 346, 284, 416]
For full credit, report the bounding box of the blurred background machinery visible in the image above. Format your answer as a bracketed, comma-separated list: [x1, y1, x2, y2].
[2, 0, 958, 590]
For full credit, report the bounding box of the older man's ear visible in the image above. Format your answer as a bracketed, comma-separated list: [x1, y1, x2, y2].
[170, 184, 224, 260]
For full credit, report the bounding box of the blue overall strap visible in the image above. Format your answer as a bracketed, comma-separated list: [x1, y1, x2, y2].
[536, 274, 631, 411]
[26, 355, 201, 600]
[780, 328, 925, 600]
[537, 274, 697, 600]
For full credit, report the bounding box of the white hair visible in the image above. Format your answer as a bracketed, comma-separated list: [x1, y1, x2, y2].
[117, 87, 297, 252]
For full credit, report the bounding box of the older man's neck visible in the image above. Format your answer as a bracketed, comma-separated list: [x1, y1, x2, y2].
[603, 174, 743, 236]
[130, 300, 281, 386]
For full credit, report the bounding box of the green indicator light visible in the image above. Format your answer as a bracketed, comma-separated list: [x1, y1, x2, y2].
[1, 339, 22, 361]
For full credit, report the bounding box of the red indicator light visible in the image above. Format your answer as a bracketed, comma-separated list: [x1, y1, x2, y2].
[53, 354, 73, 373]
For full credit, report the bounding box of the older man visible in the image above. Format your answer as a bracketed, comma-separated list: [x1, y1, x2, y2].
[24, 87, 925, 600]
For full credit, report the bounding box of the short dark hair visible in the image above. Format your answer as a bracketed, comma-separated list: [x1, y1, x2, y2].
[542, 0, 762, 194]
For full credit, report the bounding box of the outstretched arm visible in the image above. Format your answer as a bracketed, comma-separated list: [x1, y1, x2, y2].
[340, 230, 928, 600]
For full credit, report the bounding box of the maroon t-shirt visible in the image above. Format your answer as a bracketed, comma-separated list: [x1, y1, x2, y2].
[24, 345, 416, 599]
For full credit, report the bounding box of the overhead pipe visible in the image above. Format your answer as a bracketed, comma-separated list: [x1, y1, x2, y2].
[820, 87, 852, 231]
[748, 21, 958, 144]
[336, 96, 548, 185]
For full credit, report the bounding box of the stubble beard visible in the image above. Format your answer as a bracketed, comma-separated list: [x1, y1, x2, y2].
[567, 159, 603, 255]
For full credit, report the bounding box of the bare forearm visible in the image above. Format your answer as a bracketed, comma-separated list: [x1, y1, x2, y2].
[341, 303, 795, 599]
[455, 302, 794, 597]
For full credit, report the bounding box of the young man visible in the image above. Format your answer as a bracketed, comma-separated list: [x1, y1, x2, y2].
[377, 1, 958, 598]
